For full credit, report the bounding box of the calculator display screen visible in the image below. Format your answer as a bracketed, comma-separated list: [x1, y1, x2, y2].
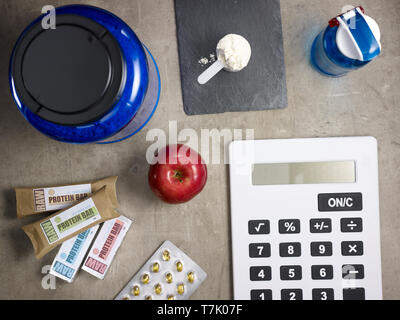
[252, 161, 355, 185]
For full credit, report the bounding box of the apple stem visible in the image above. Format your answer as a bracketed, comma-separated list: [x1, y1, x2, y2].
[173, 170, 184, 183]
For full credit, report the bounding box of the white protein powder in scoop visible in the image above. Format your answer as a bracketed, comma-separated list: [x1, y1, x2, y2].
[216, 34, 251, 72]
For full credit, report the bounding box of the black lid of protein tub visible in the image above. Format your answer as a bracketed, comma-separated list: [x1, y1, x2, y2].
[11, 14, 125, 126]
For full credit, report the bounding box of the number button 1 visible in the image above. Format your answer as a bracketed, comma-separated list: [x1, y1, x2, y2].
[248, 220, 270, 235]
[249, 243, 271, 258]
[250, 289, 272, 300]
[280, 265, 302, 280]
[279, 242, 301, 257]
[250, 266, 272, 281]
[281, 289, 303, 300]
[310, 242, 333, 256]
[279, 219, 300, 234]
[312, 289, 334, 300]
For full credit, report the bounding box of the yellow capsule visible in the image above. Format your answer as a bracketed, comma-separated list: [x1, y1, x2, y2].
[154, 283, 162, 295]
[176, 261, 183, 272]
[187, 271, 195, 283]
[165, 272, 173, 284]
[167, 295, 175, 300]
[177, 283, 185, 295]
[145, 295, 152, 300]
[131, 285, 140, 296]
[141, 273, 150, 284]
[152, 262, 160, 273]
[162, 250, 171, 261]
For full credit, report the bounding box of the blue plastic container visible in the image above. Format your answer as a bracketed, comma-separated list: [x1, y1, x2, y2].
[9, 5, 160, 144]
[311, 6, 381, 77]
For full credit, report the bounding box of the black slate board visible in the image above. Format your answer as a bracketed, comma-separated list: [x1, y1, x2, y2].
[174, 0, 287, 115]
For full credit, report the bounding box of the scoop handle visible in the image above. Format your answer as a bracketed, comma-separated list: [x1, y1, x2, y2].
[197, 60, 224, 85]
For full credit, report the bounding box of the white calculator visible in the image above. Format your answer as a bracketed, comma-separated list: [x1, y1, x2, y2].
[228, 137, 382, 300]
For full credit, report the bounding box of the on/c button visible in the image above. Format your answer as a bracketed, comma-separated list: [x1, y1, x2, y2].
[318, 193, 362, 212]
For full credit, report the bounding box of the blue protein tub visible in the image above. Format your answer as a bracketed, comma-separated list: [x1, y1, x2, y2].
[9, 5, 160, 144]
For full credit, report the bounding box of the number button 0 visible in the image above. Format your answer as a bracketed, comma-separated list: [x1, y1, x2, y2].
[312, 289, 334, 300]
[250, 289, 272, 300]
[248, 220, 270, 235]
[310, 242, 333, 256]
[249, 243, 271, 258]
[250, 266, 272, 281]
[311, 265, 334, 280]
[279, 219, 300, 234]
[279, 242, 301, 257]
[280, 265, 302, 280]
[281, 289, 303, 300]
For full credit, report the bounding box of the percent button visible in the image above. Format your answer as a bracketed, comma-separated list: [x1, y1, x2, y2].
[279, 219, 301, 234]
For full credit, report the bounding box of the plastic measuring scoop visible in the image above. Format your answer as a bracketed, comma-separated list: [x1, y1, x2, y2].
[197, 59, 225, 85]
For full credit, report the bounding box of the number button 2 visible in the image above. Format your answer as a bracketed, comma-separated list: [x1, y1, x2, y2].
[280, 265, 302, 280]
[250, 266, 272, 281]
[248, 220, 270, 235]
[281, 289, 303, 300]
[279, 242, 301, 257]
[249, 243, 271, 258]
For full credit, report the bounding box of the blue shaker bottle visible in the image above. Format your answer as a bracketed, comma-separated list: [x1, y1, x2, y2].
[311, 6, 381, 77]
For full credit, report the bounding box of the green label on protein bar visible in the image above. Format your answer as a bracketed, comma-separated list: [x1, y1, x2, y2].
[40, 220, 59, 243]
[40, 198, 100, 244]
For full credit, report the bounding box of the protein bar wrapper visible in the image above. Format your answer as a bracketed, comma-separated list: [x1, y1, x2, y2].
[15, 176, 119, 218]
[82, 215, 132, 279]
[50, 225, 100, 283]
[22, 186, 119, 259]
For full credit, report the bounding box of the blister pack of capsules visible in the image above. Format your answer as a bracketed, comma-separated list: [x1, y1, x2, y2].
[115, 240, 207, 300]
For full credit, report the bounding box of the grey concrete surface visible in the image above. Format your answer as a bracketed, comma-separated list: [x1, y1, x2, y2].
[0, 0, 399, 300]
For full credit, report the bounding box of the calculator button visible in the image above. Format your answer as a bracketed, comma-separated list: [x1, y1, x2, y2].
[278, 219, 300, 234]
[311, 265, 334, 280]
[342, 264, 364, 279]
[341, 241, 364, 256]
[343, 288, 365, 300]
[249, 243, 271, 258]
[310, 242, 333, 256]
[318, 193, 363, 211]
[279, 242, 301, 257]
[310, 218, 332, 233]
[280, 265, 302, 280]
[250, 266, 272, 281]
[248, 220, 270, 235]
[341, 218, 363, 232]
[250, 289, 272, 300]
[281, 289, 303, 300]
[312, 288, 334, 300]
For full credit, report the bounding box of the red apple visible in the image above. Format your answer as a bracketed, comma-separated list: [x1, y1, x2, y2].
[148, 144, 207, 204]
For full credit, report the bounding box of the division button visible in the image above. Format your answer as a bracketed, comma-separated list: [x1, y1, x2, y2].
[341, 218, 363, 232]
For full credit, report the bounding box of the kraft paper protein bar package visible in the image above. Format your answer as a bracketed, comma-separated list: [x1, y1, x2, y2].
[22, 186, 119, 259]
[50, 225, 100, 283]
[81, 215, 132, 279]
[115, 241, 207, 300]
[15, 176, 119, 218]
